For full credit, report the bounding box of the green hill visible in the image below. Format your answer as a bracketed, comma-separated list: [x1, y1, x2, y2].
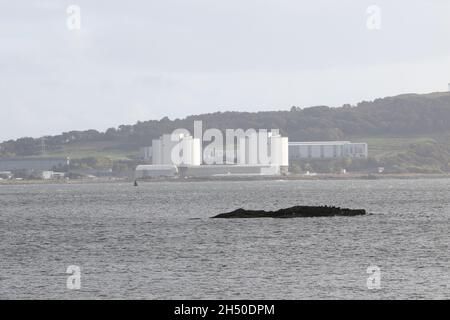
[2, 91, 450, 173]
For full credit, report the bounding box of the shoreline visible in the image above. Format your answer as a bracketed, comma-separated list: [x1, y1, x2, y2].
[1, 173, 450, 185]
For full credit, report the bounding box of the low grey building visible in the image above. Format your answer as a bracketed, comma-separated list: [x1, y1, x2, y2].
[289, 141, 368, 160]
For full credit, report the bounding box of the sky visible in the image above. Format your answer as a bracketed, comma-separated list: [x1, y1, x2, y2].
[1, 0, 450, 140]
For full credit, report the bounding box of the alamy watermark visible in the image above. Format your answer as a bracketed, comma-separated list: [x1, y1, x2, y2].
[366, 265, 381, 289]
[67, 5, 81, 31]
[158, 121, 287, 166]
[366, 5, 382, 30]
[66, 265, 81, 290]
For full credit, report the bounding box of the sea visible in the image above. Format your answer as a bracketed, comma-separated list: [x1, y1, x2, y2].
[1, 178, 449, 299]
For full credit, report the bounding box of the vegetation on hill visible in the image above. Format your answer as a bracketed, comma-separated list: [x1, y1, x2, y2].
[2, 92, 450, 173]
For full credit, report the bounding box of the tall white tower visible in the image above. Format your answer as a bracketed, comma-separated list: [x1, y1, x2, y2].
[448, 83, 450, 92]
[268, 133, 289, 167]
[152, 139, 162, 164]
[152, 133, 201, 166]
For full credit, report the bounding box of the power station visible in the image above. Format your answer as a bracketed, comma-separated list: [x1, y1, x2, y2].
[137, 131, 289, 178]
[136, 129, 368, 179]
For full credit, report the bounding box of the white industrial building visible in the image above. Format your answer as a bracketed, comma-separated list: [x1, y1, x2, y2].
[269, 134, 289, 167]
[205, 132, 289, 167]
[289, 141, 368, 159]
[152, 134, 201, 166]
[136, 134, 369, 178]
[136, 131, 289, 178]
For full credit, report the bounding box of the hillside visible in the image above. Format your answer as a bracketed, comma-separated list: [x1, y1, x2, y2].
[2, 91, 450, 173]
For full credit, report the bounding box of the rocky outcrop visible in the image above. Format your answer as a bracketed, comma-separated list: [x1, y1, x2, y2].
[212, 206, 366, 218]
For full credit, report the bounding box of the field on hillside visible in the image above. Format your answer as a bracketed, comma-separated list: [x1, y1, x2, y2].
[38, 141, 138, 160]
[351, 135, 444, 159]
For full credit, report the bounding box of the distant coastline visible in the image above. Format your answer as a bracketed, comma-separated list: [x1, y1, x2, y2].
[2, 173, 450, 186]
[3, 92, 450, 176]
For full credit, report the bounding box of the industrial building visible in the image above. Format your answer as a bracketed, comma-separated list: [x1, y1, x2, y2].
[0, 157, 69, 180]
[289, 141, 368, 159]
[135, 133, 368, 179]
[135, 165, 178, 178]
[268, 134, 289, 167]
[204, 132, 289, 167]
[152, 134, 201, 166]
[136, 131, 289, 178]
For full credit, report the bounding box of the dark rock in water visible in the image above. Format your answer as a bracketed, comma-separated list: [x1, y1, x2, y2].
[212, 206, 366, 219]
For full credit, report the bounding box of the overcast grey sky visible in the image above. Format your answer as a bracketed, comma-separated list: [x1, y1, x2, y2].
[1, 0, 449, 140]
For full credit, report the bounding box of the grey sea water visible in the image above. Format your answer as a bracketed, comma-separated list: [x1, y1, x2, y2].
[0, 179, 449, 299]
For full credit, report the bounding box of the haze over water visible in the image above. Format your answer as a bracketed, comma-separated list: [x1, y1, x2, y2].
[1, 179, 449, 299]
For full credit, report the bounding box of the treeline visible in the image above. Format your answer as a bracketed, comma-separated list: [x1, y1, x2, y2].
[2, 92, 450, 157]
